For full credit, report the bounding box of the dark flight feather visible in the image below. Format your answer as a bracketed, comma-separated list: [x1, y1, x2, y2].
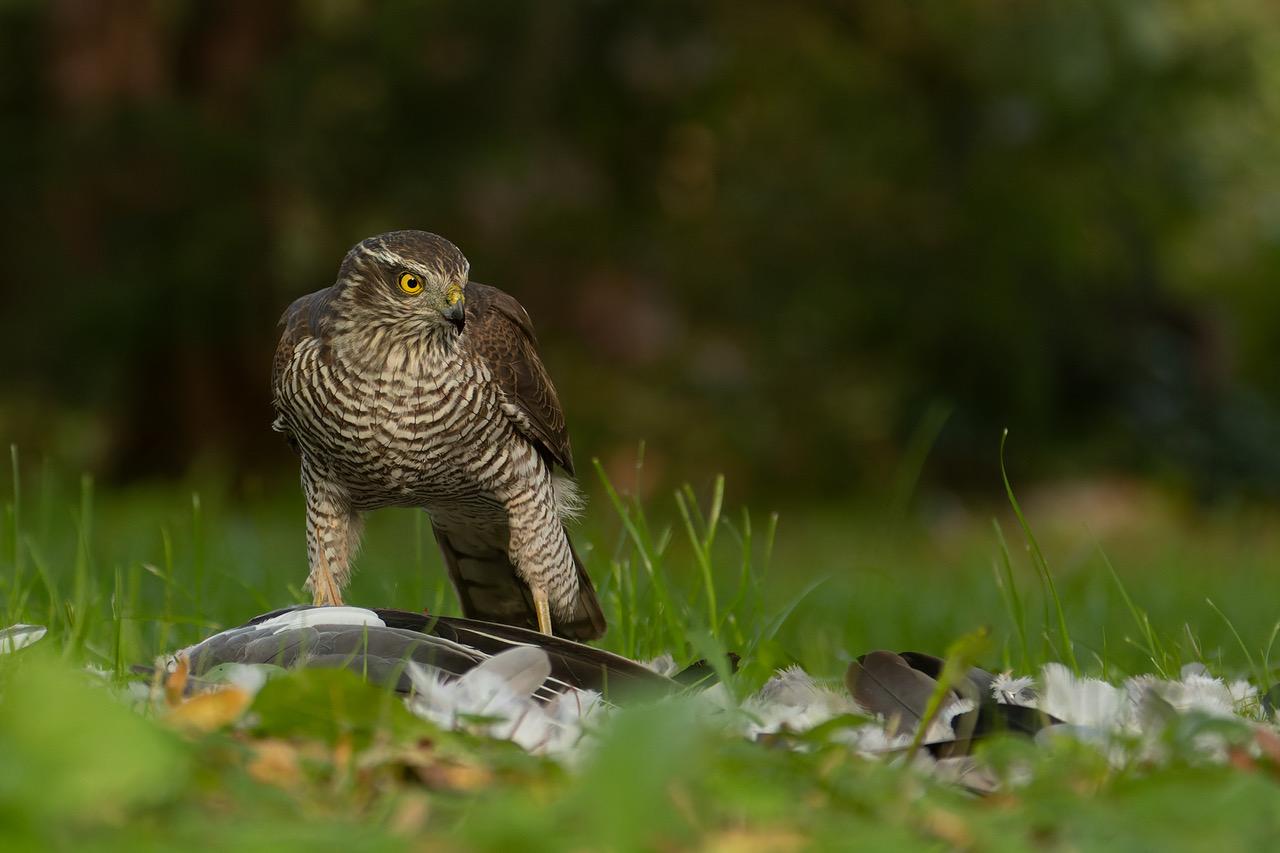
[271, 287, 336, 395]
[852, 648, 1063, 759]
[845, 650, 941, 735]
[896, 651, 997, 702]
[434, 522, 606, 641]
[464, 282, 575, 474]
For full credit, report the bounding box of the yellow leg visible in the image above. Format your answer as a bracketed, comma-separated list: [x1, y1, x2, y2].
[532, 586, 553, 636]
[310, 550, 345, 607]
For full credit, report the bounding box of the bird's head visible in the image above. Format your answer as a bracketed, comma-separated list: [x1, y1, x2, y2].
[334, 230, 470, 336]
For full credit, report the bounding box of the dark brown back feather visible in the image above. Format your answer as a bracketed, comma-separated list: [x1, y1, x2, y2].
[465, 282, 574, 474]
[271, 286, 336, 397]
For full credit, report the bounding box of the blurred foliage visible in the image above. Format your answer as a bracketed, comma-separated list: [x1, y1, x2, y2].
[2, 0, 1280, 499]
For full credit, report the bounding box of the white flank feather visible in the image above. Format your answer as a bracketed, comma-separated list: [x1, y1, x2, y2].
[255, 606, 386, 634]
[551, 475, 586, 520]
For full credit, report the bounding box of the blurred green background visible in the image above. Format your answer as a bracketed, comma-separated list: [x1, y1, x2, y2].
[3, 0, 1280, 505]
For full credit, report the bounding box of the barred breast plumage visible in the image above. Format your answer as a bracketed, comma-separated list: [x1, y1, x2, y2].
[271, 230, 605, 640]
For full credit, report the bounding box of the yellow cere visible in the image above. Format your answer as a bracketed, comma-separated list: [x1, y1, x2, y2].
[398, 272, 423, 294]
[446, 284, 464, 306]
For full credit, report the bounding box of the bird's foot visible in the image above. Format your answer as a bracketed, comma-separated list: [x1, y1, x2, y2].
[312, 589, 345, 607]
[309, 570, 345, 607]
[532, 586, 553, 636]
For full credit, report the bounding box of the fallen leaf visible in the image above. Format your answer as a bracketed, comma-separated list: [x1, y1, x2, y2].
[388, 791, 432, 836]
[165, 655, 189, 706]
[415, 759, 493, 792]
[331, 733, 353, 790]
[667, 782, 702, 833]
[921, 808, 974, 849]
[247, 739, 303, 788]
[1255, 727, 1280, 766]
[165, 686, 252, 732]
[1227, 746, 1256, 773]
[704, 828, 806, 852]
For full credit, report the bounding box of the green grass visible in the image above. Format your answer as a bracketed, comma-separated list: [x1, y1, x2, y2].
[3, 445, 1280, 850]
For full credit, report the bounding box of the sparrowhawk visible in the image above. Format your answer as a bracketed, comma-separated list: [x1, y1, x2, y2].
[271, 230, 606, 640]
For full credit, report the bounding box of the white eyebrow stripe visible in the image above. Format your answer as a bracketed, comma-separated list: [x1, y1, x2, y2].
[364, 246, 457, 281]
[366, 248, 409, 268]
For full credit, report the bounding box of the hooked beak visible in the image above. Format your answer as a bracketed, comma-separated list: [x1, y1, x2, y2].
[443, 299, 465, 332]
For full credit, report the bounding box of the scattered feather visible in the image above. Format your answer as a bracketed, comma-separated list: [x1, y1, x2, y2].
[990, 673, 1037, 705]
[0, 623, 47, 654]
[406, 647, 603, 757]
[1038, 664, 1126, 729]
[142, 611, 1280, 797]
[465, 645, 551, 698]
[640, 653, 680, 678]
[1144, 673, 1238, 719]
[846, 652, 950, 736]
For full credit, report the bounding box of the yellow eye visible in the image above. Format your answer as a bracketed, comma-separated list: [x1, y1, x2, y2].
[445, 284, 464, 306]
[398, 272, 423, 295]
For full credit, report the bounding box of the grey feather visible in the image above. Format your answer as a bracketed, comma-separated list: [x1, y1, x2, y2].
[844, 650, 939, 735]
[463, 646, 552, 698]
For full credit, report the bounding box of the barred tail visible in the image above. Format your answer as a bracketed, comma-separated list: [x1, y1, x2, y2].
[433, 522, 606, 641]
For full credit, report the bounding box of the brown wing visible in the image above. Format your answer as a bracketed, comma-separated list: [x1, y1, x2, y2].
[465, 282, 574, 474]
[271, 287, 335, 401]
[271, 287, 336, 453]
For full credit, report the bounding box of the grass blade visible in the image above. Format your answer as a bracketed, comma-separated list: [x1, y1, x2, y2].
[999, 430, 1077, 674]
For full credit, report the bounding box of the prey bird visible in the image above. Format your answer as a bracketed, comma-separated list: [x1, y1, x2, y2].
[271, 231, 605, 639]
[173, 605, 667, 702]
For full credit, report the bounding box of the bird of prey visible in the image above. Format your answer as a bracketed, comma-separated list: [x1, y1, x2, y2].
[271, 231, 605, 640]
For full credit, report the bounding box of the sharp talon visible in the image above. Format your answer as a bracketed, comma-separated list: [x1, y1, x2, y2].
[312, 588, 344, 607]
[532, 586, 553, 636]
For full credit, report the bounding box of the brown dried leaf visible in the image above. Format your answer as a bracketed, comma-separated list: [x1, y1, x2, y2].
[704, 828, 807, 852]
[1228, 746, 1256, 773]
[358, 741, 437, 774]
[331, 733, 353, 791]
[247, 739, 303, 789]
[165, 686, 252, 732]
[388, 792, 432, 836]
[1255, 727, 1280, 766]
[415, 759, 493, 792]
[921, 808, 975, 849]
[164, 654, 189, 706]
